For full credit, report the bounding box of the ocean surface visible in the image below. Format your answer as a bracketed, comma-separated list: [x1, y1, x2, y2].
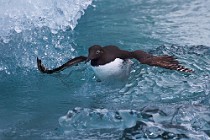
[0, 0, 210, 139]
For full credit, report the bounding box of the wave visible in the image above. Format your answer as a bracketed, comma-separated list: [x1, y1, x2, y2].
[0, 0, 92, 75]
[59, 105, 210, 139]
[0, 0, 92, 42]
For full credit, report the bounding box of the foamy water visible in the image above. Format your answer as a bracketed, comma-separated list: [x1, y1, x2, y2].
[0, 0, 210, 139]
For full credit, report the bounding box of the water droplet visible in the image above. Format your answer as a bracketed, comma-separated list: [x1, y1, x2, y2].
[43, 36, 48, 41]
[70, 47, 75, 52]
[51, 29, 58, 34]
[2, 37, 10, 43]
[14, 26, 22, 33]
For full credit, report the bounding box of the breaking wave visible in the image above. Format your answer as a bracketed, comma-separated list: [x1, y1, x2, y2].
[0, 0, 92, 75]
[0, 0, 92, 40]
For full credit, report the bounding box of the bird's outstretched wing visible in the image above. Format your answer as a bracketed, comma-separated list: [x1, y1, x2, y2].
[132, 50, 192, 72]
[37, 56, 87, 74]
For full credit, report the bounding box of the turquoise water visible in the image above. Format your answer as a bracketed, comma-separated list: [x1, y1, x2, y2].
[0, 0, 210, 139]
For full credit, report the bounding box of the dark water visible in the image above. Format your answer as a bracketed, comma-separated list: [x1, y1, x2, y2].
[0, 0, 210, 139]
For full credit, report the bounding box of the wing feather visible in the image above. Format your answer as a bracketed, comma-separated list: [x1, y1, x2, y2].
[37, 56, 87, 74]
[132, 50, 192, 72]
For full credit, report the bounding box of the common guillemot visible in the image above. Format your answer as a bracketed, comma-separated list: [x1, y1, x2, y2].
[37, 45, 192, 80]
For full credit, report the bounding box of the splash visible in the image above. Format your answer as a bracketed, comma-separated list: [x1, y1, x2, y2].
[59, 105, 210, 139]
[0, 0, 92, 41]
[0, 0, 92, 74]
[59, 107, 138, 130]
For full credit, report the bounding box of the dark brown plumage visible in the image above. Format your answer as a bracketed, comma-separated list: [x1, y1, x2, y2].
[37, 45, 192, 74]
[37, 56, 87, 74]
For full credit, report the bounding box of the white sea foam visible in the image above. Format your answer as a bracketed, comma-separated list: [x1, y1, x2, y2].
[0, 0, 92, 38]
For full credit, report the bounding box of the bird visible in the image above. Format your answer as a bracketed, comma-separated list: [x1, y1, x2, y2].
[37, 45, 192, 80]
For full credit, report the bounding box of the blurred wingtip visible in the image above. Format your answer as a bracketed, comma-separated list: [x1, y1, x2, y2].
[36, 57, 46, 73]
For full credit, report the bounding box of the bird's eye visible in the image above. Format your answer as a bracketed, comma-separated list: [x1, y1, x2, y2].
[96, 50, 100, 54]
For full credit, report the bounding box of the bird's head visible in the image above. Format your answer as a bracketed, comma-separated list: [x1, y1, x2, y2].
[86, 45, 104, 62]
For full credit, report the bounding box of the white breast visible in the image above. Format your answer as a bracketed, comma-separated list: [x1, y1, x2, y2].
[91, 58, 133, 81]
